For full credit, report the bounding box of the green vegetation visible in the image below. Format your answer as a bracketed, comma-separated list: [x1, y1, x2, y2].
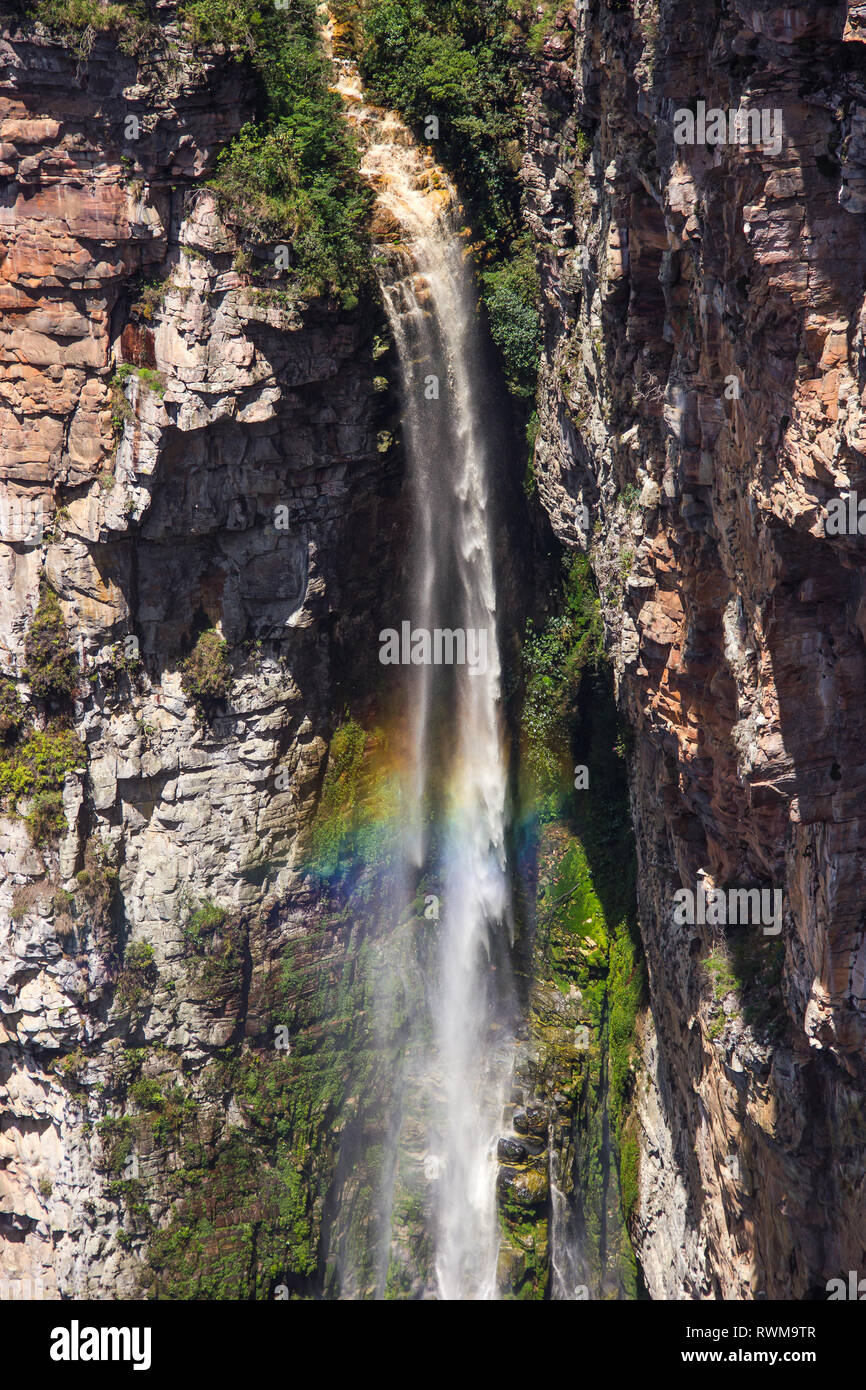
[308, 717, 398, 879]
[0, 678, 26, 741]
[75, 840, 120, 933]
[497, 1191, 549, 1300]
[356, 0, 541, 397]
[96, 1115, 135, 1175]
[530, 816, 642, 1295]
[703, 934, 786, 1041]
[182, 0, 371, 301]
[135, 366, 164, 394]
[143, 918, 385, 1298]
[357, 0, 520, 248]
[521, 553, 605, 815]
[130, 1078, 197, 1146]
[0, 727, 84, 802]
[180, 629, 233, 719]
[182, 896, 228, 952]
[116, 941, 157, 1010]
[128, 276, 167, 323]
[704, 944, 737, 1001]
[25, 792, 65, 844]
[309, 718, 366, 875]
[111, 362, 166, 421]
[96, 638, 145, 693]
[480, 236, 541, 398]
[25, 1, 370, 299]
[23, 582, 78, 702]
[618, 1133, 639, 1228]
[114, 362, 166, 397]
[110, 373, 133, 435]
[519, 537, 643, 1287]
[179, 899, 245, 996]
[23, 0, 155, 53]
[618, 481, 640, 511]
[0, 725, 84, 842]
[0, 638, 84, 842]
[608, 917, 643, 1138]
[54, 1048, 87, 1086]
[524, 410, 539, 497]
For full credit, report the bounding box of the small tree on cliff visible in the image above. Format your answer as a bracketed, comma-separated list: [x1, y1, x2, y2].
[23, 581, 79, 703]
[180, 629, 233, 721]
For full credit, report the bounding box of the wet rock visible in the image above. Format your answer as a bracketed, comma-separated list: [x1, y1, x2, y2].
[497, 1162, 550, 1208]
[497, 1136, 529, 1163]
[512, 1104, 549, 1138]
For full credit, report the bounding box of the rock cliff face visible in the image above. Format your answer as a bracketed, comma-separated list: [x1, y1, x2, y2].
[4, 0, 866, 1303]
[0, 16, 402, 1296]
[524, 0, 866, 1297]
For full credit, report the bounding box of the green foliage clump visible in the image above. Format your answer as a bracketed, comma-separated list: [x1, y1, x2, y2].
[524, 410, 539, 497]
[107, 1176, 150, 1220]
[618, 1132, 639, 1225]
[0, 725, 84, 843]
[0, 678, 26, 741]
[74, 840, 120, 932]
[704, 945, 737, 1002]
[130, 1078, 197, 1145]
[26, 792, 65, 844]
[480, 236, 541, 399]
[182, 0, 371, 301]
[521, 553, 605, 813]
[116, 940, 157, 1010]
[183, 896, 228, 951]
[180, 897, 244, 995]
[0, 726, 84, 802]
[309, 718, 367, 876]
[129, 276, 166, 322]
[24, 583, 78, 702]
[96, 1115, 135, 1174]
[618, 481, 640, 511]
[180, 629, 233, 718]
[703, 935, 786, 1040]
[25, 0, 153, 51]
[608, 920, 643, 1133]
[357, 0, 541, 397]
[113, 362, 166, 394]
[136, 366, 166, 396]
[110, 372, 134, 435]
[358, 0, 521, 250]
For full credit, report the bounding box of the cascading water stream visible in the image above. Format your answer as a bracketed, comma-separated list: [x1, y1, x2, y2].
[324, 16, 515, 1299]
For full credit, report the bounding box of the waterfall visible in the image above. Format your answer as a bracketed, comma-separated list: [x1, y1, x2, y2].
[549, 1138, 589, 1301]
[325, 18, 515, 1300]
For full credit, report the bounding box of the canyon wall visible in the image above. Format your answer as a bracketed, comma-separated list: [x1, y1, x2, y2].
[0, 13, 404, 1296]
[4, 0, 866, 1303]
[525, 0, 866, 1297]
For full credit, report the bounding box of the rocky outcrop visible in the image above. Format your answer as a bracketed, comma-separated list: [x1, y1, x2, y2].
[524, 0, 866, 1297]
[7, 0, 866, 1304]
[0, 15, 402, 1297]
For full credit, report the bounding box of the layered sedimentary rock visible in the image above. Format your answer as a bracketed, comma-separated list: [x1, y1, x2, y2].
[6, 0, 866, 1305]
[0, 15, 401, 1296]
[525, 0, 866, 1297]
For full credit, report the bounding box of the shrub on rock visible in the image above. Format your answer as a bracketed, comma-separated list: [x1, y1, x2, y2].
[24, 583, 78, 702]
[180, 629, 233, 719]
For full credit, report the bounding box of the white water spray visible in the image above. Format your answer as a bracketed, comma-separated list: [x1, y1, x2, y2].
[326, 17, 514, 1300]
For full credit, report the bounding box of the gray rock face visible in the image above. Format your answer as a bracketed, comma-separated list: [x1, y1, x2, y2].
[0, 20, 402, 1296]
